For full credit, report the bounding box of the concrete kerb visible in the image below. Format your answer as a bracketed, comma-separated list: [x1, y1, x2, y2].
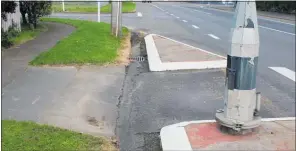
[144, 34, 227, 71]
[160, 117, 296, 151]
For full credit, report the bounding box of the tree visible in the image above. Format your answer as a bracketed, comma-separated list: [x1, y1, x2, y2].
[19, 1, 52, 28]
[19, 1, 28, 24]
[1, 1, 17, 21]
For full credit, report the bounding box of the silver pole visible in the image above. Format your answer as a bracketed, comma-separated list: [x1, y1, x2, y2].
[62, 0, 65, 12]
[111, 1, 122, 37]
[116, 1, 120, 37]
[97, 1, 100, 22]
[215, 0, 261, 132]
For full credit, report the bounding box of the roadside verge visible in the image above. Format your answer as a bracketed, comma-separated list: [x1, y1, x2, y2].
[30, 18, 129, 66]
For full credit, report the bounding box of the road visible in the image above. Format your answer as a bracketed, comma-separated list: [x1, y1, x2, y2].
[49, 2, 295, 150]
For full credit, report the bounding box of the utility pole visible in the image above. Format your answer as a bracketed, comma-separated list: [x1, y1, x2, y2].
[62, 0, 65, 12]
[97, 1, 100, 22]
[111, 1, 122, 37]
[215, 1, 261, 132]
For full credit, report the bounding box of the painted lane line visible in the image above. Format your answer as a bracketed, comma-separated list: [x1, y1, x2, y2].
[182, 20, 188, 23]
[199, 5, 294, 26]
[32, 96, 40, 104]
[173, 5, 211, 15]
[170, 13, 175, 16]
[259, 25, 295, 36]
[151, 4, 165, 11]
[269, 67, 295, 82]
[192, 25, 199, 29]
[208, 34, 220, 40]
[192, 9, 211, 15]
[137, 12, 142, 17]
[259, 17, 295, 26]
[176, 16, 180, 19]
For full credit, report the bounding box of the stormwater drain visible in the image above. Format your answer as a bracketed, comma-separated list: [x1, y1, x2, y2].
[129, 56, 146, 62]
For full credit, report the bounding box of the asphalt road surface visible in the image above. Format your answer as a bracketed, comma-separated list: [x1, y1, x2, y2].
[49, 2, 295, 150]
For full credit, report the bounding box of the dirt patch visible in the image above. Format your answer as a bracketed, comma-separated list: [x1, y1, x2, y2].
[116, 32, 132, 66]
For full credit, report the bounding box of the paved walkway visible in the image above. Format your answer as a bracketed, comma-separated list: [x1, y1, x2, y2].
[1, 22, 126, 138]
[1, 22, 75, 88]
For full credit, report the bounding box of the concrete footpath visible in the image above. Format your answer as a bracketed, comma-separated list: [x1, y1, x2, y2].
[2, 22, 126, 138]
[161, 118, 295, 150]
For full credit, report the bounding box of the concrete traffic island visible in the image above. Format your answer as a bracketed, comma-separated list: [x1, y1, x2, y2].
[144, 34, 226, 71]
[160, 118, 295, 150]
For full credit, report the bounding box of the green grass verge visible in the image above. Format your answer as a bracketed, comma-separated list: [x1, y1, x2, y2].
[52, 2, 136, 13]
[52, 3, 97, 13]
[2, 120, 116, 151]
[101, 2, 136, 13]
[12, 24, 48, 46]
[30, 18, 128, 65]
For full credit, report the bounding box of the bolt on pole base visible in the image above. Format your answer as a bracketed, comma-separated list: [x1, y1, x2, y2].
[215, 111, 261, 133]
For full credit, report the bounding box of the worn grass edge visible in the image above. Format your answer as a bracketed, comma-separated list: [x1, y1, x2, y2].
[2, 120, 117, 150]
[1, 23, 48, 50]
[29, 19, 130, 67]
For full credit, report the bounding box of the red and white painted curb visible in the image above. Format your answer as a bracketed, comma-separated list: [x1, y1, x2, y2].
[160, 117, 295, 151]
[144, 34, 227, 72]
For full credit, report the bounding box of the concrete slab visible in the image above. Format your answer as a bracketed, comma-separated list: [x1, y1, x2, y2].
[2, 65, 126, 138]
[160, 118, 295, 151]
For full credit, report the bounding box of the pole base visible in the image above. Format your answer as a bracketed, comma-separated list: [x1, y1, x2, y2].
[215, 111, 261, 132]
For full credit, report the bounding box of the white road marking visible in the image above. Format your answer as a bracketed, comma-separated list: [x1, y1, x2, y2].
[182, 20, 187, 22]
[269, 67, 295, 82]
[259, 25, 295, 36]
[173, 5, 211, 15]
[259, 17, 295, 26]
[191, 9, 211, 15]
[208, 34, 220, 40]
[151, 4, 165, 11]
[192, 25, 199, 29]
[137, 12, 142, 17]
[170, 13, 174, 16]
[176, 16, 180, 19]
[199, 5, 295, 26]
[32, 96, 40, 104]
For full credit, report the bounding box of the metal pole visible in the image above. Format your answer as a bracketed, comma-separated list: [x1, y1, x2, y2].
[62, 0, 65, 12]
[116, 1, 119, 37]
[118, 2, 122, 37]
[111, 1, 122, 37]
[111, 2, 117, 36]
[215, 0, 261, 132]
[97, 1, 100, 22]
